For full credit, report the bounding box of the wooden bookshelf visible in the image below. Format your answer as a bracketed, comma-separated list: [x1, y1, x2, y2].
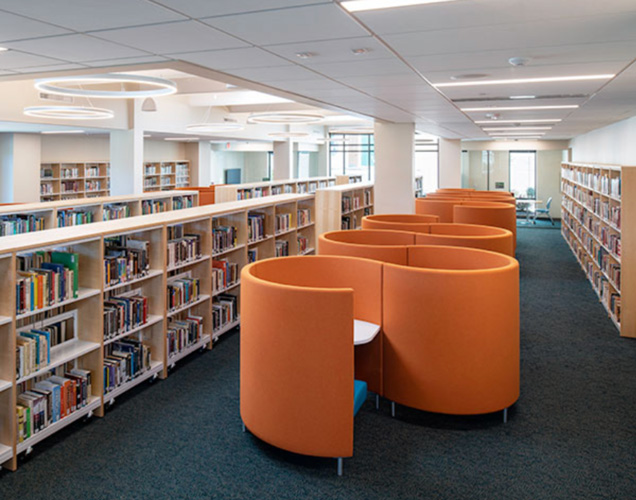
[315, 182, 374, 235]
[560, 162, 634, 337]
[0, 193, 315, 470]
[0, 191, 199, 236]
[414, 175, 424, 198]
[40, 162, 110, 202]
[144, 161, 191, 192]
[215, 177, 336, 204]
[335, 174, 363, 185]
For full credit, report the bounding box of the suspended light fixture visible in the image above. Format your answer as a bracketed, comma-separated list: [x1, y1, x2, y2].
[249, 112, 324, 124]
[186, 121, 245, 133]
[24, 106, 114, 120]
[34, 73, 177, 99]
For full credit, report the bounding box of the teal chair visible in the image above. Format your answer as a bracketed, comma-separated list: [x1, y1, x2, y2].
[531, 197, 554, 225]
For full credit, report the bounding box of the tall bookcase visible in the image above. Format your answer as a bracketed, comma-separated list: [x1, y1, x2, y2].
[315, 182, 374, 235]
[0, 193, 315, 471]
[215, 177, 336, 204]
[560, 162, 634, 337]
[40, 162, 110, 202]
[144, 161, 191, 192]
[0, 191, 199, 236]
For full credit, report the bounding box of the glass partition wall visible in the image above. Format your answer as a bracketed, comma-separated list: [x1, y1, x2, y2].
[461, 150, 537, 196]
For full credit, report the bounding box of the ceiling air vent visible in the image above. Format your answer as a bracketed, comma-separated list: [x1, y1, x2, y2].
[39, 92, 73, 103]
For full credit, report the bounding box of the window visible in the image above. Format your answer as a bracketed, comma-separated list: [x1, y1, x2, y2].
[329, 133, 375, 181]
[297, 151, 311, 178]
[267, 151, 273, 181]
[415, 138, 439, 194]
[509, 151, 536, 199]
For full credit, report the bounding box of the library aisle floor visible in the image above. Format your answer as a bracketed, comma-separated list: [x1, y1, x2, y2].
[1, 227, 635, 499]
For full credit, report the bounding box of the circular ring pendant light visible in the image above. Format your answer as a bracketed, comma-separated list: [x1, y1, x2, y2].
[268, 132, 310, 138]
[186, 122, 245, 132]
[249, 112, 324, 124]
[24, 106, 115, 120]
[34, 73, 177, 99]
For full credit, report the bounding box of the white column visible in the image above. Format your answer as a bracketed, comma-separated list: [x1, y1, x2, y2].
[0, 133, 41, 203]
[185, 141, 212, 187]
[374, 122, 415, 214]
[317, 143, 329, 177]
[439, 138, 462, 188]
[272, 140, 293, 180]
[110, 128, 144, 195]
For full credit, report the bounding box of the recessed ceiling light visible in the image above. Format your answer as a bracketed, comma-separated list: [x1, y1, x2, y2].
[164, 137, 199, 141]
[24, 106, 114, 120]
[268, 132, 310, 139]
[0, 47, 8, 53]
[295, 52, 314, 59]
[483, 127, 552, 131]
[249, 112, 324, 124]
[488, 132, 546, 136]
[450, 73, 490, 81]
[342, 0, 460, 12]
[508, 57, 531, 67]
[462, 105, 579, 112]
[491, 136, 543, 140]
[351, 48, 369, 55]
[434, 74, 614, 88]
[510, 95, 536, 99]
[41, 130, 85, 135]
[143, 134, 152, 138]
[186, 122, 245, 132]
[34, 73, 177, 99]
[475, 119, 562, 124]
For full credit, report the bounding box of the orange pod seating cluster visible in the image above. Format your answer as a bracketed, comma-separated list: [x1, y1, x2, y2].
[360, 216, 514, 256]
[240, 247, 520, 467]
[359, 213, 439, 233]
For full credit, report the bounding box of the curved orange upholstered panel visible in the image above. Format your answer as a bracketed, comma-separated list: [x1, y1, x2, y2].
[241, 256, 383, 458]
[453, 201, 517, 250]
[415, 199, 458, 223]
[319, 229, 416, 265]
[425, 193, 516, 205]
[382, 245, 520, 415]
[361, 213, 439, 233]
[415, 223, 514, 256]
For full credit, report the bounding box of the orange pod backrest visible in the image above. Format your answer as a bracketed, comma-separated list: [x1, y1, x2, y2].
[415, 223, 514, 256]
[415, 198, 459, 223]
[361, 214, 438, 233]
[319, 229, 416, 265]
[454, 201, 517, 250]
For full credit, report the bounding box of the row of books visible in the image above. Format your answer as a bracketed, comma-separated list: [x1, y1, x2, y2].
[212, 260, 239, 293]
[172, 196, 194, 210]
[142, 199, 168, 215]
[167, 231, 201, 268]
[60, 168, 80, 178]
[342, 196, 360, 213]
[563, 168, 621, 199]
[61, 181, 82, 192]
[364, 190, 372, 206]
[17, 369, 92, 442]
[341, 215, 357, 230]
[213, 225, 238, 254]
[86, 180, 105, 192]
[248, 213, 266, 242]
[275, 213, 292, 234]
[237, 188, 265, 201]
[104, 236, 150, 287]
[167, 275, 200, 311]
[16, 316, 74, 379]
[103, 204, 131, 221]
[41, 183, 55, 194]
[297, 209, 311, 226]
[104, 293, 148, 340]
[57, 210, 94, 228]
[104, 339, 152, 394]
[0, 215, 45, 236]
[213, 294, 238, 332]
[248, 248, 257, 263]
[167, 316, 203, 358]
[85, 166, 103, 178]
[275, 240, 289, 258]
[16, 251, 79, 314]
[298, 236, 310, 254]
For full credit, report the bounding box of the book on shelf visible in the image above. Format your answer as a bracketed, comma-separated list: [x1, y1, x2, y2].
[297, 209, 311, 226]
[275, 240, 289, 257]
[172, 196, 194, 210]
[104, 236, 150, 287]
[213, 294, 238, 332]
[275, 213, 292, 234]
[167, 225, 201, 267]
[213, 224, 238, 254]
[104, 290, 148, 341]
[248, 248, 257, 263]
[297, 236, 309, 254]
[142, 199, 168, 214]
[167, 315, 203, 358]
[104, 338, 151, 394]
[167, 272, 201, 311]
[212, 259, 239, 292]
[16, 251, 79, 314]
[248, 213, 266, 242]
[57, 209, 94, 228]
[0, 214, 45, 236]
[103, 204, 131, 221]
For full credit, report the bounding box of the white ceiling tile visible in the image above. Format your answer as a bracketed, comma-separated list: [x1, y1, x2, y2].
[202, 4, 368, 46]
[309, 58, 411, 79]
[0, 51, 68, 70]
[0, 11, 71, 42]
[151, 0, 327, 18]
[264, 37, 394, 64]
[274, 78, 352, 92]
[5, 34, 149, 62]
[176, 47, 288, 70]
[228, 64, 320, 83]
[337, 73, 425, 89]
[16, 63, 89, 74]
[94, 21, 248, 55]
[0, 0, 185, 31]
[84, 55, 171, 68]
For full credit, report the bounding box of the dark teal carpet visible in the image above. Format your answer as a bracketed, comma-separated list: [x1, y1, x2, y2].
[1, 227, 635, 499]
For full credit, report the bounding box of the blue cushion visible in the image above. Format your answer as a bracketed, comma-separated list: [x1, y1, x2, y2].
[353, 380, 367, 416]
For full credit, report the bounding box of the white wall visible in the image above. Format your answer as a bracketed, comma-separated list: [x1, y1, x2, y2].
[439, 138, 462, 188]
[144, 139, 186, 162]
[570, 116, 636, 165]
[0, 134, 14, 202]
[41, 135, 110, 162]
[0, 133, 41, 202]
